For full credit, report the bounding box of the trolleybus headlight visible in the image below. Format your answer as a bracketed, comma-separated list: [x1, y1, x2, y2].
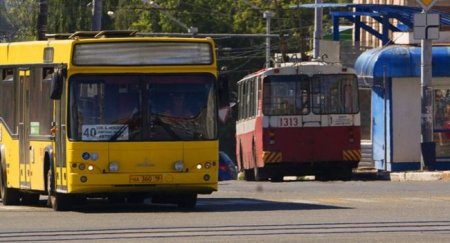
[109, 162, 119, 172]
[196, 163, 203, 170]
[78, 163, 86, 170]
[88, 165, 94, 171]
[173, 160, 184, 172]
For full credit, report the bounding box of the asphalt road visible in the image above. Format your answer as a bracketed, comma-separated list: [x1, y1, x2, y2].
[1, 179, 450, 242]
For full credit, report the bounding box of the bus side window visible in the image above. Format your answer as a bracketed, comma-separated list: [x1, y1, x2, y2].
[29, 67, 53, 135]
[0, 68, 16, 133]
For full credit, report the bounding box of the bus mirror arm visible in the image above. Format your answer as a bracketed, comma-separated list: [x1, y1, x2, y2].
[50, 66, 67, 100]
[218, 74, 231, 123]
[218, 74, 230, 108]
[50, 121, 57, 139]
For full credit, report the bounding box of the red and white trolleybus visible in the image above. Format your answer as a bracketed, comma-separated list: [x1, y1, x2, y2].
[236, 61, 361, 181]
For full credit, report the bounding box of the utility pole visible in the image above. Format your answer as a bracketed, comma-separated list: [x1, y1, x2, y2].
[313, 0, 322, 59]
[414, 0, 439, 169]
[264, 11, 273, 68]
[92, 0, 102, 31]
[37, 0, 48, 40]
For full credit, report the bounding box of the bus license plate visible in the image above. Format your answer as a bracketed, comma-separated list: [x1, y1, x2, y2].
[129, 175, 163, 184]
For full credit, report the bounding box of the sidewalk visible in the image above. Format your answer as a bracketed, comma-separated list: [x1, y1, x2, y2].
[353, 167, 450, 182]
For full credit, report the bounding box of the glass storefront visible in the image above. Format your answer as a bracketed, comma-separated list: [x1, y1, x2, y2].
[433, 89, 450, 157]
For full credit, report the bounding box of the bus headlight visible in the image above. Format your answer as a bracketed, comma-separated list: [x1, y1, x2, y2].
[78, 163, 86, 170]
[173, 160, 184, 172]
[91, 152, 99, 161]
[204, 162, 212, 169]
[109, 162, 119, 172]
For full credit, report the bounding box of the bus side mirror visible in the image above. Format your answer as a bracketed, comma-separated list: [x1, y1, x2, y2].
[50, 67, 66, 100]
[218, 74, 230, 123]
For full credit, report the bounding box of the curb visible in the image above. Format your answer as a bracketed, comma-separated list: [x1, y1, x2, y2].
[354, 169, 450, 182]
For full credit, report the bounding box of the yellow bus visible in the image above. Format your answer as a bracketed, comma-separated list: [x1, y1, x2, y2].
[0, 30, 226, 211]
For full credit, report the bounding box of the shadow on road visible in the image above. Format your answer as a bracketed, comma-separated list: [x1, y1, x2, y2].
[72, 197, 350, 214]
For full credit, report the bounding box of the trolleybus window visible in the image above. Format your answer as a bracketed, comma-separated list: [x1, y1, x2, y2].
[69, 74, 216, 141]
[312, 74, 359, 114]
[262, 75, 309, 115]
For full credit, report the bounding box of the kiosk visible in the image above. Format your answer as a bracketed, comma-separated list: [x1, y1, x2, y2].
[355, 45, 450, 171]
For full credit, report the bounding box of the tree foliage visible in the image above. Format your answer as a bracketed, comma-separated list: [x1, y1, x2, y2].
[1, 0, 353, 159]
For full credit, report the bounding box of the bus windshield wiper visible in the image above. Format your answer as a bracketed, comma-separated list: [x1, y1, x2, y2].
[109, 124, 128, 141]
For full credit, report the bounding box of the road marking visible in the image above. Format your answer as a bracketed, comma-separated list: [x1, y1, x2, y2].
[344, 198, 376, 203]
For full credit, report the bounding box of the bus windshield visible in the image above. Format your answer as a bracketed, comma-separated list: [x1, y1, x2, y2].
[68, 74, 217, 141]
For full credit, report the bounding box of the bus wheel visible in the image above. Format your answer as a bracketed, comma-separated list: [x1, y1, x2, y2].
[21, 193, 40, 206]
[51, 193, 72, 211]
[0, 164, 20, 205]
[47, 168, 71, 211]
[176, 194, 197, 209]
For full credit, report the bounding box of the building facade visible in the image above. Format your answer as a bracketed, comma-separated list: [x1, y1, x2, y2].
[353, 0, 450, 47]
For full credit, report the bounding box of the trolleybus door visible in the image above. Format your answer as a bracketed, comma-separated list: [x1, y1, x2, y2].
[18, 68, 31, 189]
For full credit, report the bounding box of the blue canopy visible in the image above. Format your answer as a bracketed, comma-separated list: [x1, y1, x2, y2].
[355, 45, 450, 79]
[293, 4, 450, 27]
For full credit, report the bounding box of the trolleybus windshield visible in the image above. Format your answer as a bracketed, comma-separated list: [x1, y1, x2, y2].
[262, 74, 359, 115]
[68, 73, 216, 141]
[311, 74, 359, 114]
[263, 75, 309, 115]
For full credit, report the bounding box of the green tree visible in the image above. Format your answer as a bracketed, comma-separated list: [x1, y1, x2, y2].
[1, 0, 350, 160]
[4, 0, 38, 41]
[47, 0, 91, 33]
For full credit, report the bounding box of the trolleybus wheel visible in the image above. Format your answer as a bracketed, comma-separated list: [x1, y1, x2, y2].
[336, 166, 353, 181]
[254, 167, 268, 181]
[0, 163, 20, 205]
[244, 169, 255, 181]
[270, 175, 284, 182]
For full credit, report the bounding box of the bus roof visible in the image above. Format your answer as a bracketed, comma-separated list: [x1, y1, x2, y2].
[0, 33, 215, 66]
